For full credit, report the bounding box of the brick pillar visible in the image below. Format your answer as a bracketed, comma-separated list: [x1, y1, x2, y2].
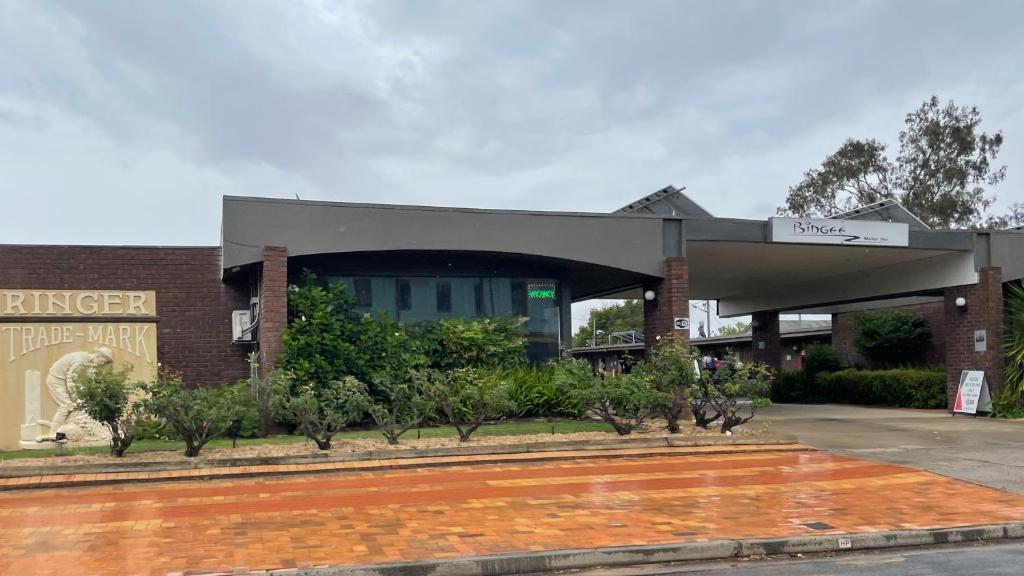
[644, 257, 689, 351]
[259, 246, 289, 376]
[944, 267, 1003, 409]
[751, 311, 781, 370]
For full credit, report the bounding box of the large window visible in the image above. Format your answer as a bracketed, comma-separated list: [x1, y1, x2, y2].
[436, 281, 452, 313]
[330, 275, 562, 362]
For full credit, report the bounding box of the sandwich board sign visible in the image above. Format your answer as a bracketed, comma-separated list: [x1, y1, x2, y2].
[953, 370, 992, 415]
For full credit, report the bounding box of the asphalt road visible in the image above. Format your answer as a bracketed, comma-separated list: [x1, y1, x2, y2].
[759, 403, 1024, 493]
[570, 542, 1024, 576]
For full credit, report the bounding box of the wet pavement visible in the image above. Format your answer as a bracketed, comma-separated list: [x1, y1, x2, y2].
[762, 404, 1024, 493]
[2, 447, 1024, 576]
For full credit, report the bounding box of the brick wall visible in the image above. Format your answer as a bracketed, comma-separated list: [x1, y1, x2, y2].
[258, 246, 288, 376]
[644, 257, 689, 351]
[0, 245, 251, 387]
[833, 301, 947, 367]
[944, 267, 1004, 406]
[751, 311, 781, 370]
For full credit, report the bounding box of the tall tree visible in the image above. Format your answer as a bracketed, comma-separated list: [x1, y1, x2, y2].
[573, 300, 643, 347]
[779, 96, 1009, 229]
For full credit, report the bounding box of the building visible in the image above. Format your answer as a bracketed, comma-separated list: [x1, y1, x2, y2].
[1, 187, 1021, 449]
[571, 319, 833, 374]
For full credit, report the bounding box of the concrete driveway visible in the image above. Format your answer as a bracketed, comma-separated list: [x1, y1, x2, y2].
[762, 404, 1024, 493]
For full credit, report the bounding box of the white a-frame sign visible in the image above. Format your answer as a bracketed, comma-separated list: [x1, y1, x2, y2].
[954, 370, 993, 415]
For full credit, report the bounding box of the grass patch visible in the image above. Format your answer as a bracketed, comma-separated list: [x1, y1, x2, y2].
[0, 419, 611, 461]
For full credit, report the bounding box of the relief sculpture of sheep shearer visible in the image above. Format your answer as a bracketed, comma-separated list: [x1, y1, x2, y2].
[34, 346, 114, 444]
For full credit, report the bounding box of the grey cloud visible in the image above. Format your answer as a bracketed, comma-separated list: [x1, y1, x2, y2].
[0, 0, 1022, 246]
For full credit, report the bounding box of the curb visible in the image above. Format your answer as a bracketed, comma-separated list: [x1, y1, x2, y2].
[240, 523, 1024, 576]
[0, 434, 799, 479]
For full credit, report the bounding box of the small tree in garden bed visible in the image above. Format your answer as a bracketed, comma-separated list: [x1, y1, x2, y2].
[369, 370, 436, 445]
[646, 336, 695, 433]
[705, 360, 773, 434]
[555, 359, 665, 436]
[145, 372, 252, 457]
[75, 364, 145, 457]
[434, 368, 514, 442]
[270, 373, 369, 450]
[688, 371, 722, 430]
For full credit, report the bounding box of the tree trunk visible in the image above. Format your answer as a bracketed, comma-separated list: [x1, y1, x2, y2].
[184, 440, 202, 457]
[313, 437, 331, 450]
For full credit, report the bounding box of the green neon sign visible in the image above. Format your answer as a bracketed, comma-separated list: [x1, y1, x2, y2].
[528, 286, 556, 299]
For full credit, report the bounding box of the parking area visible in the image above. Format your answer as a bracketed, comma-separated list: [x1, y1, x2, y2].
[762, 404, 1024, 493]
[2, 445, 1024, 576]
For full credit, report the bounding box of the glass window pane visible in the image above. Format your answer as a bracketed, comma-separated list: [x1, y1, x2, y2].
[436, 281, 452, 313]
[398, 279, 412, 311]
[354, 277, 373, 307]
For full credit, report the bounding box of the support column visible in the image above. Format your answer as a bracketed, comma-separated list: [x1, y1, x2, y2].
[644, 257, 690, 352]
[259, 246, 289, 377]
[751, 311, 781, 371]
[944, 267, 1003, 409]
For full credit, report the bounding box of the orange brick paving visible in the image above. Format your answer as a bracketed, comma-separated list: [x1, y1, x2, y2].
[1, 449, 1023, 576]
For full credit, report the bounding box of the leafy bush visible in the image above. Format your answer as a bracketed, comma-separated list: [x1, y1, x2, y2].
[555, 359, 665, 436]
[645, 336, 695, 433]
[1004, 280, 1024, 408]
[770, 370, 811, 403]
[221, 381, 263, 447]
[132, 417, 170, 441]
[145, 373, 254, 457]
[816, 369, 946, 408]
[804, 344, 844, 379]
[270, 373, 369, 450]
[74, 364, 144, 457]
[854, 310, 932, 368]
[991, 387, 1024, 419]
[410, 317, 527, 371]
[434, 368, 514, 442]
[504, 365, 583, 418]
[367, 369, 435, 445]
[704, 360, 772, 434]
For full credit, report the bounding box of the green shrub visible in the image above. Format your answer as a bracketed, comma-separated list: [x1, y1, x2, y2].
[74, 364, 144, 457]
[145, 374, 263, 457]
[646, 336, 696, 433]
[132, 417, 170, 441]
[504, 365, 582, 418]
[703, 360, 772, 434]
[433, 368, 514, 442]
[367, 369, 435, 445]
[409, 317, 527, 371]
[991, 387, 1024, 419]
[270, 373, 369, 450]
[771, 370, 810, 403]
[816, 369, 946, 408]
[854, 310, 932, 368]
[804, 344, 844, 379]
[1004, 281, 1024, 405]
[555, 359, 666, 436]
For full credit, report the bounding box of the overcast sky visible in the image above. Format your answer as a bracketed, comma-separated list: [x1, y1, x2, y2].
[2, 0, 1022, 331]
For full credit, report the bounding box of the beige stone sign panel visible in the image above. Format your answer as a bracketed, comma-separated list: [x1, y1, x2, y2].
[0, 290, 158, 452]
[0, 290, 157, 318]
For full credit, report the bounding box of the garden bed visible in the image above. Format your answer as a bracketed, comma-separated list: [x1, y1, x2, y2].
[0, 418, 768, 470]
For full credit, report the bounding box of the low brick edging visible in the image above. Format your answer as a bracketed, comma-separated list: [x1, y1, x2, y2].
[250, 523, 1024, 576]
[0, 436, 803, 490]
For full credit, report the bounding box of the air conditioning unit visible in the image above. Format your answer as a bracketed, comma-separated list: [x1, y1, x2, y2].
[232, 310, 254, 343]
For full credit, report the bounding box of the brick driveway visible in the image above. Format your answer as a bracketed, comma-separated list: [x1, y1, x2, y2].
[2, 446, 1023, 576]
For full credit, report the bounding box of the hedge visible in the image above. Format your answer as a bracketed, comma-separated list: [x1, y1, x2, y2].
[815, 369, 946, 409]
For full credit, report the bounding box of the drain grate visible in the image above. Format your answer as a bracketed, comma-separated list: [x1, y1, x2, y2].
[801, 521, 835, 530]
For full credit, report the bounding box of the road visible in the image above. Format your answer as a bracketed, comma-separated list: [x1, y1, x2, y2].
[570, 542, 1024, 575]
[760, 403, 1024, 493]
